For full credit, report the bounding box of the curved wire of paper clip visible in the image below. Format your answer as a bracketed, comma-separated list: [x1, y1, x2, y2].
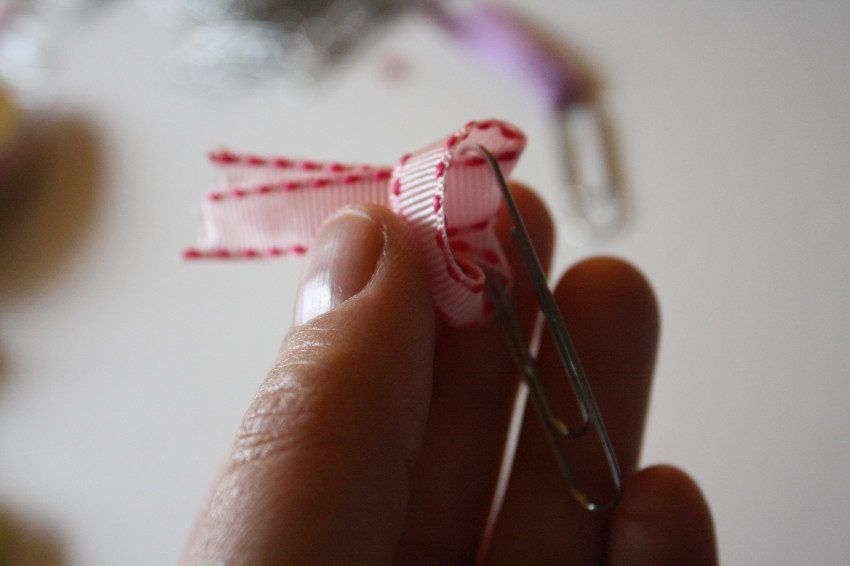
[460, 141, 623, 512]
[555, 105, 625, 245]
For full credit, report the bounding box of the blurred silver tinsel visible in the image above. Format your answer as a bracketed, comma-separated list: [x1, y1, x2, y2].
[142, 0, 424, 89]
[0, 0, 112, 103]
[0, 0, 426, 99]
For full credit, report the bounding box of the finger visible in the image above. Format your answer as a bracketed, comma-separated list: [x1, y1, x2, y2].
[489, 258, 660, 564]
[395, 183, 554, 563]
[606, 465, 717, 565]
[183, 205, 436, 565]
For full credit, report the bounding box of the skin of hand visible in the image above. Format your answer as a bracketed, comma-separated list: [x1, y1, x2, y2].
[182, 183, 717, 565]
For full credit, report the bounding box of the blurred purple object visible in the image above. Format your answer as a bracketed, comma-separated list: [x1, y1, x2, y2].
[428, 2, 624, 244]
[429, 3, 583, 110]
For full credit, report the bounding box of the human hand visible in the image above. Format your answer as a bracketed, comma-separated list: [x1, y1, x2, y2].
[182, 184, 717, 565]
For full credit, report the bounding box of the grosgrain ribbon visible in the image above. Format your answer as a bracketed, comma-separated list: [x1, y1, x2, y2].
[184, 119, 526, 327]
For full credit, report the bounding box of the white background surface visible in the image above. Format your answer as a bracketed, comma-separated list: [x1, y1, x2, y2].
[1, 1, 848, 564]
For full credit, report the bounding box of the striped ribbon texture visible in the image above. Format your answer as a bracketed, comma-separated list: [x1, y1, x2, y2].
[184, 119, 527, 327]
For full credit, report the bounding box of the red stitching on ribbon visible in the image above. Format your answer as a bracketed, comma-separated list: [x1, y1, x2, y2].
[209, 150, 363, 172]
[499, 125, 522, 140]
[444, 257, 461, 281]
[373, 169, 392, 182]
[182, 244, 309, 260]
[481, 249, 501, 265]
[441, 216, 497, 238]
[449, 240, 471, 253]
[455, 257, 480, 280]
[429, 119, 499, 295]
[208, 119, 522, 173]
[205, 168, 393, 201]
[441, 256, 484, 294]
[457, 150, 519, 167]
[209, 150, 238, 164]
[471, 218, 489, 230]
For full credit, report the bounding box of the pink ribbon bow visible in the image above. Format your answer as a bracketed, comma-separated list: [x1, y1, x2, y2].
[184, 119, 526, 327]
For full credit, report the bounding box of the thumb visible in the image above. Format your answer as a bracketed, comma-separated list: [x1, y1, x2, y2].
[184, 205, 436, 565]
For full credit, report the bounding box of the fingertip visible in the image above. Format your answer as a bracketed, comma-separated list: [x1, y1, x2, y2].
[336, 202, 435, 331]
[556, 256, 660, 374]
[560, 257, 658, 326]
[356, 202, 411, 240]
[607, 465, 717, 566]
[617, 465, 712, 524]
[563, 256, 653, 287]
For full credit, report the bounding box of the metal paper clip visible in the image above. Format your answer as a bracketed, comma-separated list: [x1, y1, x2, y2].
[555, 104, 625, 246]
[461, 142, 622, 512]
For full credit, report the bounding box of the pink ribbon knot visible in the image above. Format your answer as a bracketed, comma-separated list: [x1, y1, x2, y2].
[184, 119, 527, 327]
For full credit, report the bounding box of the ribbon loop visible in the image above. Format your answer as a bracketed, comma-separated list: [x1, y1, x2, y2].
[185, 119, 527, 327]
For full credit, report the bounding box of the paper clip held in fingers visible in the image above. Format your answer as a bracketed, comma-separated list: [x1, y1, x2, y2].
[460, 142, 623, 512]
